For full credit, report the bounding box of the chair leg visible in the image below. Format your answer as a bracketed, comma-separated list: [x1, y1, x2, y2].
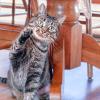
[22, 0, 28, 11]
[12, 0, 15, 25]
[87, 64, 93, 80]
[25, 0, 31, 25]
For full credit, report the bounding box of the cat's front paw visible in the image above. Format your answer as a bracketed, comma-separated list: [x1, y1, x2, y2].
[23, 92, 39, 100]
[23, 28, 33, 39]
[19, 28, 33, 44]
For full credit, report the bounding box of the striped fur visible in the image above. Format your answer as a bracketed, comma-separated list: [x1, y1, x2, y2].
[7, 4, 61, 100]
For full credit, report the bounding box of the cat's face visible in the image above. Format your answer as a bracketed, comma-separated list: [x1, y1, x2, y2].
[33, 15, 59, 44]
[31, 4, 66, 45]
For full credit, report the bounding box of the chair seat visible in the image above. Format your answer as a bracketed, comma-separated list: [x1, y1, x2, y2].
[0, 40, 11, 49]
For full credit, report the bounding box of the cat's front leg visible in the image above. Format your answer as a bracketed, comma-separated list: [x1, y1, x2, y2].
[18, 27, 33, 45]
[23, 91, 39, 100]
[9, 25, 33, 59]
[39, 92, 50, 100]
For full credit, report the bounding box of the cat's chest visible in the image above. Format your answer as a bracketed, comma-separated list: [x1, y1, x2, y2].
[27, 39, 48, 61]
[29, 46, 47, 67]
[12, 64, 28, 91]
[13, 40, 48, 90]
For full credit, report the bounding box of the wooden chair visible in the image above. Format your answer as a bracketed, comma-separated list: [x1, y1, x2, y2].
[0, 0, 28, 25]
[0, 24, 21, 49]
[80, 0, 100, 79]
[47, 0, 100, 82]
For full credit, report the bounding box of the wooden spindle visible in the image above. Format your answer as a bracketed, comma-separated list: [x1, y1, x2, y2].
[12, 0, 15, 25]
[48, 0, 82, 69]
[85, 0, 93, 79]
[87, 64, 93, 79]
[64, 0, 82, 69]
[22, 0, 28, 11]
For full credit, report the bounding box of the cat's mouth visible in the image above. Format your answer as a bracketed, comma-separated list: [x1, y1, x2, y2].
[34, 28, 48, 41]
[36, 28, 50, 38]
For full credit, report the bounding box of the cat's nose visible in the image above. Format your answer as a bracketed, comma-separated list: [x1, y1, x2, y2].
[42, 28, 47, 33]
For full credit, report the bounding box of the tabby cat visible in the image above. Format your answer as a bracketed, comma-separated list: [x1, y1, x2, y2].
[8, 4, 65, 100]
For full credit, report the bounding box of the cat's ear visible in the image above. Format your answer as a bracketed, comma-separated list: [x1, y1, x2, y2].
[38, 3, 47, 16]
[56, 5, 66, 25]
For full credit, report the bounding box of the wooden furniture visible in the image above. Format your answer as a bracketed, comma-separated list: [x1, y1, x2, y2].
[83, 0, 93, 79]
[82, 34, 100, 79]
[47, 0, 82, 69]
[93, 0, 100, 3]
[82, 34, 100, 67]
[47, 0, 100, 79]
[0, 23, 22, 49]
[0, 0, 28, 25]
[80, 0, 100, 30]
[80, 0, 100, 79]
[11, 0, 28, 24]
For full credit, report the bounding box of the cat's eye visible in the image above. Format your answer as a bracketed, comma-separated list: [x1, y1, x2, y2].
[49, 26, 56, 33]
[37, 17, 46, 27]
[36, 27, 40, 32]
[36, 29, 39, 32]
[38, 21, 43, 27]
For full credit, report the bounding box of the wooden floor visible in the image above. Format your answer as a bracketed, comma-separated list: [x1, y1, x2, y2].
[0, 84, 15, 100]
[0, 63, 100, 100]
[62, 63, 100, 100]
